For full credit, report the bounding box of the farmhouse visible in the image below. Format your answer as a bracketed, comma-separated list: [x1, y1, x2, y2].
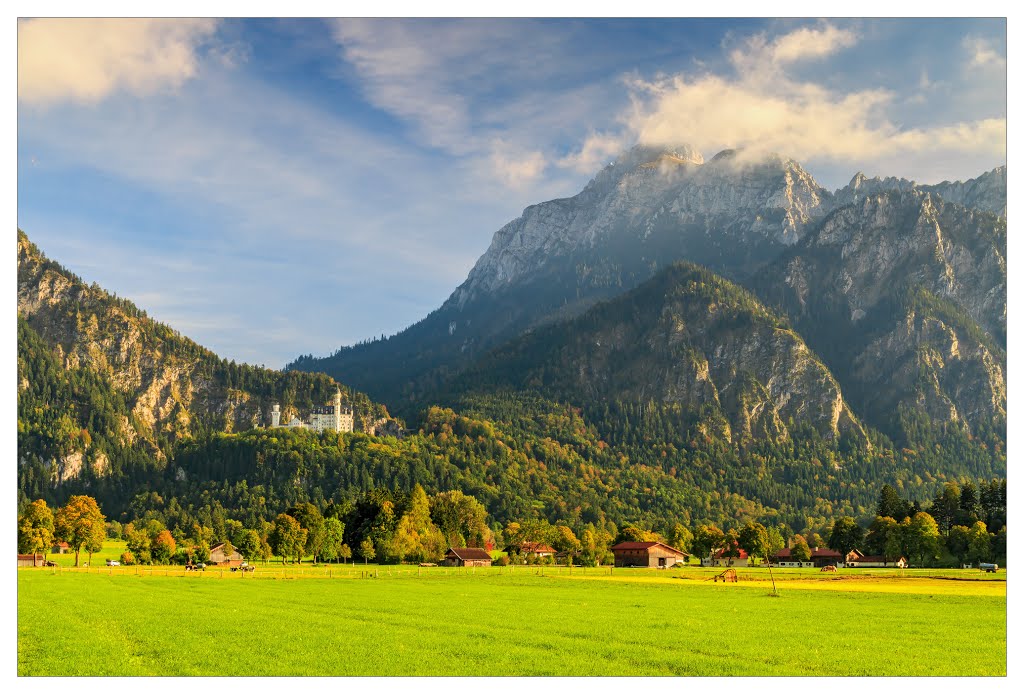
[706, 548, 750, 567]
[844, 550, 907, 568]
[209, 543, 245, 567]
[51, 541, 70, 554]
[505, 542, 556, 559]
[443, 547, 492, 567]
[611, 541, 688, 568]
[770, 547, 844, 568]
[17, 554, 44, 567]
[770, 547, 813, 568]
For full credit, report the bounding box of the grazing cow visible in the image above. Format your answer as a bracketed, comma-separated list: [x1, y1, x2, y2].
[821, 565, 837, 572]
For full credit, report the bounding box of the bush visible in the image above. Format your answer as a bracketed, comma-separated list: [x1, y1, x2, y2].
[136, 550, 152, 565]
[120, 551, 135, 566]
[494, 555, 509, 567]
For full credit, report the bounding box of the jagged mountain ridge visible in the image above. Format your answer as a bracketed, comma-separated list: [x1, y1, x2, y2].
[754, 189, 1006, 442]
[17, 230, 391, 489]
[447, 262, 866, 446]
[293, 145, 1006, 421]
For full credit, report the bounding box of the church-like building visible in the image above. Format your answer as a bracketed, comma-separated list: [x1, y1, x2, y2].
[270, 388, 354, 433]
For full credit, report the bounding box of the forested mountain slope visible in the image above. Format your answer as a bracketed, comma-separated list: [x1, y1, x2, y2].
[17, 230, 390, 500]
[446, 263, 865, 445]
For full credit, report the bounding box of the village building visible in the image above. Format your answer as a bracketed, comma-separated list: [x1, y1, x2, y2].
[443, 547, 493, 567]
[209, 543, 245, 567]
[270, 388, 354, 433]
[51, 541, 70, 554]
[771, 547, 845, 568]
[611, 541, 688, 568]
[18, 554, 45, 567]
[706, 548, 751, 567]
[844, 549, 908, 568]
[504, 541, 556, 559]
[770, 547, 813, 568]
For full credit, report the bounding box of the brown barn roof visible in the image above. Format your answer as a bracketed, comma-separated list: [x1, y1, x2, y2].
[611, 541, 688, 556]
[713, 548, 749, 560]
[446, 547, 492, 561]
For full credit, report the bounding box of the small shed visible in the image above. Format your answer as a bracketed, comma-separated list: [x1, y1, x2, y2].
[18, 554, 45, 567]
[209, 543, 245, 567]
[444, 547, 493, 567]
[51, 541, 70, 554]
[611, 541, 688, 568]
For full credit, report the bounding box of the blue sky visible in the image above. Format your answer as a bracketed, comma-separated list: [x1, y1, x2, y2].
[17, 18, 1007, 368]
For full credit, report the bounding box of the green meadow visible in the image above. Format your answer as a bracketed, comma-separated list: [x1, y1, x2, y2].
[18, 566, 1005, 676]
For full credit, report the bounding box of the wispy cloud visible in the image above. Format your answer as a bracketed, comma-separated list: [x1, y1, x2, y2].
[18, 18, 219, 107]
[964, 35, 1006, 70]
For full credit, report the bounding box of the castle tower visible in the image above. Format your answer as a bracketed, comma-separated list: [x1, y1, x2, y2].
[271, 403, 281, 428]
[333, 388, 343, 432]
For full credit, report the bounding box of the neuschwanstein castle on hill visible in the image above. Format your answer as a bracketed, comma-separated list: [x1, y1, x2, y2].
[270, 387, 354, 433]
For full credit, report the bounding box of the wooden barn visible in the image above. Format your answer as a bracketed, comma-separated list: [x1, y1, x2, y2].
[611, 541, 688, 568]
[18, 554, 44, 567]
[51, 541, 70, 554]
[443, 547, 492, 567]
[209, 543, 245, 567]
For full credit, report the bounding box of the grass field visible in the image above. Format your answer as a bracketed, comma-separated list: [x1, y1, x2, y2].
[18, 564, 1005, 676]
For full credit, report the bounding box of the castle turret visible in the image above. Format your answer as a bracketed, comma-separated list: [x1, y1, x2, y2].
[271, 403, 281, 428]
[333, 388, 343, 432]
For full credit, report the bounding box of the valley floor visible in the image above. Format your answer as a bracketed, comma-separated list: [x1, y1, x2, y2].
[18, 565, 1005, 676]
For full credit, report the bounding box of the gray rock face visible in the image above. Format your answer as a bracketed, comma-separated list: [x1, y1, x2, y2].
[833, 167, 1006, 218]
[758, 188, 1006, 439]
[455, 145, 832, 305]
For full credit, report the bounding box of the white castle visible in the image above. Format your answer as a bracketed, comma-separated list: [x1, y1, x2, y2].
[270, 387, 354, 433]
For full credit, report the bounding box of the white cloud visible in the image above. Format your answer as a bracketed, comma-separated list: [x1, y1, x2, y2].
[18, 18, 219, 107]
[559, 131, 632, 174]
[489, 141, 547, 189]
[602, 23, 1006, 173]
[964, 35, 1006, 70]
[765, 24, 858, 65]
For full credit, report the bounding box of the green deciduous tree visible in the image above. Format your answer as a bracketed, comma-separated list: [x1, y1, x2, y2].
[692, 524, 725, 564]
[18, 499, 54, 566]
[320, 517, 346, 563]
[967, 521, 992, 566]
[269, 513, 304, 564]
[360, 537, 375, 564]
[54, 495, 105, 567]
[828, 517, 864, 558]
[738, 522, 770, 563]
[152, 529, 177, 564]
[791, 536, 812, 563]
